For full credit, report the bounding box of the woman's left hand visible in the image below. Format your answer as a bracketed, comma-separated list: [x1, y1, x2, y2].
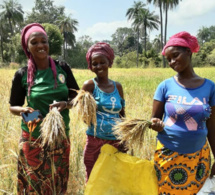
[210, 161, 215, 178]
[49, 101, 67, 112]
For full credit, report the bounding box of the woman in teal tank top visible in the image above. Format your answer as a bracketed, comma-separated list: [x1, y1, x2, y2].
[83, 42, 127, 181]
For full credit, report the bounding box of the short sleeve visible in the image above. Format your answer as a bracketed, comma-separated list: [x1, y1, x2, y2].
[209, 80, 215, 106]
[153, 81, 166, 102]
[9, 67, 27, 106]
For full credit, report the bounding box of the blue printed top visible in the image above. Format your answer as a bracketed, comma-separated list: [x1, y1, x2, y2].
[86, 79, 125, 140]
[154, 77, 215, 154]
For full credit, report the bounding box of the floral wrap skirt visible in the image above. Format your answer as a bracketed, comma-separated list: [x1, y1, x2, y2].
[17, 131, 70, 195]
[154, 140, 210, 195]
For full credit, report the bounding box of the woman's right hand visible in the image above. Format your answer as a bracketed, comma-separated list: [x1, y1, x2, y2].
[20, 107, 34, 114]
[150, 118, 164, 132]
[9, 106, 34, 116]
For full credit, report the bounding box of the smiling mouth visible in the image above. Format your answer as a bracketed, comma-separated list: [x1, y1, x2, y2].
[38, 50, 45, 53]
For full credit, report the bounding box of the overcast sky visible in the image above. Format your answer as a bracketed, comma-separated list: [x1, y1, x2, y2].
[14, 0, 215, 41]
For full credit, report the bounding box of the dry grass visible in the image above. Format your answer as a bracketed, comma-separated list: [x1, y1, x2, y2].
[71, 89, 97, 136]
[113, 118, 152, 151]
[40, 107, 67, 149]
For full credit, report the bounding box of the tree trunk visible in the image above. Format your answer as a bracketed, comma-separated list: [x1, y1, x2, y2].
[0, 35, 4, 62]
[136, 30, 139, 68]
[164, 5, 168, 45]
[158, 0, 166, 68]
[144, 25, 147, 67]
[63, 33, 66, 60]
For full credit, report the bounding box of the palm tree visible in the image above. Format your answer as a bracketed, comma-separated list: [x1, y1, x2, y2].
[135, 9, 159, 53]
[126, 1, 146, 67]
[147, 0, 164, 48]
[56, 15, 78, 60]
[152, 34, 162, 53]
[0, 0, 23, 35]
[163, 0, 181, 45]
[147, 0, 180, 67]
[0, 14, 5, 62]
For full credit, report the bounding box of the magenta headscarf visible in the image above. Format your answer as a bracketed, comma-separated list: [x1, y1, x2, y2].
[21, 23, 57, 97]
[86, 42, 115, 70]
[162, 31, 200, 55]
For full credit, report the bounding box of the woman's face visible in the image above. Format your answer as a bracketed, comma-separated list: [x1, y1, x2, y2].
[27, 32, 49, 61]
[165, 46, 192, 73]
[91, 54, 110, 77]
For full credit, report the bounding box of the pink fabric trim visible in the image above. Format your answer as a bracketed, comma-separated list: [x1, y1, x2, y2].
[24, 26, 47, 46]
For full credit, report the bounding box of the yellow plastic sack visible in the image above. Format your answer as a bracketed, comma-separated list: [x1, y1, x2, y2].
[84, 144, 158, 195]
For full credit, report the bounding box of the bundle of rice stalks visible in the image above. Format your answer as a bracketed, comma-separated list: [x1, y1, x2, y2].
[71, 89, 97, 135]
[113, 118, 151, 150]
[40, 107, 67, 149]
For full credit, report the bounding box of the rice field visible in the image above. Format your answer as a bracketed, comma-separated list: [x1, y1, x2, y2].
[0, 67, 214, 194]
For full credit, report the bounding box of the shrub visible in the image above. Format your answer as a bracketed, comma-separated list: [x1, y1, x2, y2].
[9, 62, 20, 69]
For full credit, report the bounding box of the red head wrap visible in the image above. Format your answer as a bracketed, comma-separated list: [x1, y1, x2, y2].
[86, 42, 115, 70]
[162, 31, 200, 55]
[21, 23, 57, 97]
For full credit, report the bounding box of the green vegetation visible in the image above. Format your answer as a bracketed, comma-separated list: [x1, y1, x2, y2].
[1, 0, 215, 69]
[0, 67, 214, 194]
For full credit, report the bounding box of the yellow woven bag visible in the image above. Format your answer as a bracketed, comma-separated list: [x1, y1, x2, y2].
[84, 144, 158, 195]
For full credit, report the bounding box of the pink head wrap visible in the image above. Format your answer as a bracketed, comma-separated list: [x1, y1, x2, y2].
[86, 42, 115, 70]
[21, 23, 57, 97]
[162, 31, 200, 55]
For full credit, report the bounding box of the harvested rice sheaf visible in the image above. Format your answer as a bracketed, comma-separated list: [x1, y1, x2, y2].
[71, 89, 97, 135]
[40, 107, 67, 149]
[113, 118, 151, 150]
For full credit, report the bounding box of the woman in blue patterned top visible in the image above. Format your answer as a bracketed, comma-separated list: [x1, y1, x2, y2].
[150, 31, 215, 195]
[83, 42, 126, 181]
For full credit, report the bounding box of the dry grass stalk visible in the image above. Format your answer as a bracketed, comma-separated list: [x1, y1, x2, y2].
[40, 107, 67, 149]
[113, 118, 151, 150]
[71, 89, 97, 135]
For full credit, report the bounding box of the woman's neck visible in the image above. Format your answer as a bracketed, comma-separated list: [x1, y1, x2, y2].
[95, 76, 109, 84]
[35, 57, 49, 70]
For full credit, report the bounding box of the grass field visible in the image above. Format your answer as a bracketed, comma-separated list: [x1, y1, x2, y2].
[0, 67, 214, 194]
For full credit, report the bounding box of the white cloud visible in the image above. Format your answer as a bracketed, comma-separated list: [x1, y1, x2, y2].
[177, 0, 215, 18]
[76, 20, 132, 41]
[168, 0, 215, 25]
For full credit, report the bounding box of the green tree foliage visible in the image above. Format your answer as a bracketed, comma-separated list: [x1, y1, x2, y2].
[11, 33, 26, 64]
[193, 39, 215, 67]
[25, 0, 65, 24]
[0, 0, 24, 63]
[111, 27, 135, 56]
[197, 26, 215, 45]
[126, 1, 146, 67]
[134, 9, 159, 52]
[114, 51, 138, 68]
[67, 36, 94, 68]
[41, 23, 63, 57]
[206, 48, 215, 66]
[55, 15, 78, 60]
[0, 0, 24, 35]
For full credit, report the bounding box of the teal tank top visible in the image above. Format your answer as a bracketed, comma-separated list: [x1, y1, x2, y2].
[86, 78, 125, 140]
